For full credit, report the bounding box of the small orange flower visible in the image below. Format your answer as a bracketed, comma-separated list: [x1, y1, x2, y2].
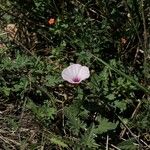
[48, 18, 56, 25]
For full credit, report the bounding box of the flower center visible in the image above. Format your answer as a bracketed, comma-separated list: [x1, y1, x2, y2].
[72, 77, 80, 82]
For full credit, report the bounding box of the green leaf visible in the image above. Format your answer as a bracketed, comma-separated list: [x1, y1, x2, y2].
[95, 116, 118, 134]
[80, 124, 99, 148]
[114, 100, 127, 112]
[45, 75, 61, 87]
[65, 105, 86, 135]
[50, 137, 68, 148]
[1, 87, 11, 96]
[26, 100, 56, 120]
[118, 139, 138, 150]
[106, 93, 116, 101]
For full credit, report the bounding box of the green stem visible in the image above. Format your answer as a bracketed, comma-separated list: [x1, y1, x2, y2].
[88, 52, 150, 94]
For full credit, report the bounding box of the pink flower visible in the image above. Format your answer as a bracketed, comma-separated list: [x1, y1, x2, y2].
[61, 64, 90, 84]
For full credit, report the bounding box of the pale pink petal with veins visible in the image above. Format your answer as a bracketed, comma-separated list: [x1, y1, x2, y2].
[61, 64, 90, 84]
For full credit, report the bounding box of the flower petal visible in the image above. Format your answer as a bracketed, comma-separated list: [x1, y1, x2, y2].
[77, 66, 90, 81]
[61, 64, 90, 84]
[62, 64, 81, 78]
[61, 68, 74, 83]
[69, 64, 82, 78]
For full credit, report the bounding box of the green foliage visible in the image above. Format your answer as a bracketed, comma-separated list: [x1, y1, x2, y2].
[5, 116, 19, 131]
[95, 116, 118, 134]
[118, 139, 138, 150]
[114, 100, 127, 112]
[50, 137, 68, 148]
[0, 52, 61, 98]
[0, 0, 150, 149]
[131, 100, 150, 132]
[64, 103, 87, 136]
[80, 124, 99, 149]
[26, 99, 56, 123]
[45, 75, 62, 87]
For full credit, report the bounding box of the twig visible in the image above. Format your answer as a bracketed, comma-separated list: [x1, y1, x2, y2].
[141, 0, 148, 50]
[141, 0, 149, 88]
[13, 39, 34, 56]
[61, 101, 67, 135]
[120, 100, 142, 138]
[140, 139, 150, 149]
[106, 135, 109, 150]
[131, 100, 142, 118]
[0, 134, 21, 146]
[19, 98, 27, 124]
[117, 115, 142, 147]
[110, 144, 121, 150]
[0, 129, 8, 134]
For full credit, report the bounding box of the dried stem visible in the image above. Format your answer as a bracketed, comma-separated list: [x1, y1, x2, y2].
[120, 100, 142, 138]
[141, 0, 150, 89]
